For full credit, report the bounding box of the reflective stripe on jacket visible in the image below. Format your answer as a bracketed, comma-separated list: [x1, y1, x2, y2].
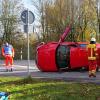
[87, 44, 97, 60]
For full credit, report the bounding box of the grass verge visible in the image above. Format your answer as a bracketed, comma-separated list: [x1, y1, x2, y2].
[0, 76, 100, 100]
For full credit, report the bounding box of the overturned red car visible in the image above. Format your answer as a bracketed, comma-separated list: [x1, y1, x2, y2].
[36, 26, 100, 72]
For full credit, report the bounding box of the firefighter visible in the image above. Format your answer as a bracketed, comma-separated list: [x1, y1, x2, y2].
[87, 37, 98, 77]
[2, 42, 14, 72]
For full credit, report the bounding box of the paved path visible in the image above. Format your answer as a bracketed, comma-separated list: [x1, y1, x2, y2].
[0, 60, 100, 84]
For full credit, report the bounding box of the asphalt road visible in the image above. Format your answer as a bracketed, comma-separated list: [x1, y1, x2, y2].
[0, 60, 100, 84]
[0, 60, 38, 71]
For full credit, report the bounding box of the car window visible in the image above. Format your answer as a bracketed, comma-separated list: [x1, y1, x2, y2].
[80, 44, 87, 48]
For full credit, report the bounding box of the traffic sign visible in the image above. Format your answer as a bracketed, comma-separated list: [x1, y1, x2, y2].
[29, 11, 35, 24]
[21, 10, 35, 24]
[21, 9, 35, 76]
[21, 10, 28, 24]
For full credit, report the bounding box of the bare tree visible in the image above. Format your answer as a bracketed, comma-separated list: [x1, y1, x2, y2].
[96, 0, 100, 39]
[0, 0, 22, 43]
[32, 0, 99, 42]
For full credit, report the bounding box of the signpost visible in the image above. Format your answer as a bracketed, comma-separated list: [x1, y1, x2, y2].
[21, 9, 35, 76]
[21, 10, 35, 24]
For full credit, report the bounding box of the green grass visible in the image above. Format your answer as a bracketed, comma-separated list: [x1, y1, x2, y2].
[0, 76, 100, 100]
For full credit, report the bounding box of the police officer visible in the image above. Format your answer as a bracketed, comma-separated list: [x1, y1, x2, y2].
[87, 37, 98, 77]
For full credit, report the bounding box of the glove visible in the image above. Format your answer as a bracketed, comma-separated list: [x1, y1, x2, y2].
[12, 55, 14, 58]
[3, 54, 6, 58]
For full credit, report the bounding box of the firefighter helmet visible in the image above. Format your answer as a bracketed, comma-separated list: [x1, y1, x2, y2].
[5, 42, 9, 46]
[91, 37, 96, 42]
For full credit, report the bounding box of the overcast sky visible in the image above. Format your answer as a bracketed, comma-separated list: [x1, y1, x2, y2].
[22, 0, 33, 8]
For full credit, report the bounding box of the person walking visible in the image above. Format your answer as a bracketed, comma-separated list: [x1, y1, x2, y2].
[1, 42, 15, 72]
[87, 37, 98, 77]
